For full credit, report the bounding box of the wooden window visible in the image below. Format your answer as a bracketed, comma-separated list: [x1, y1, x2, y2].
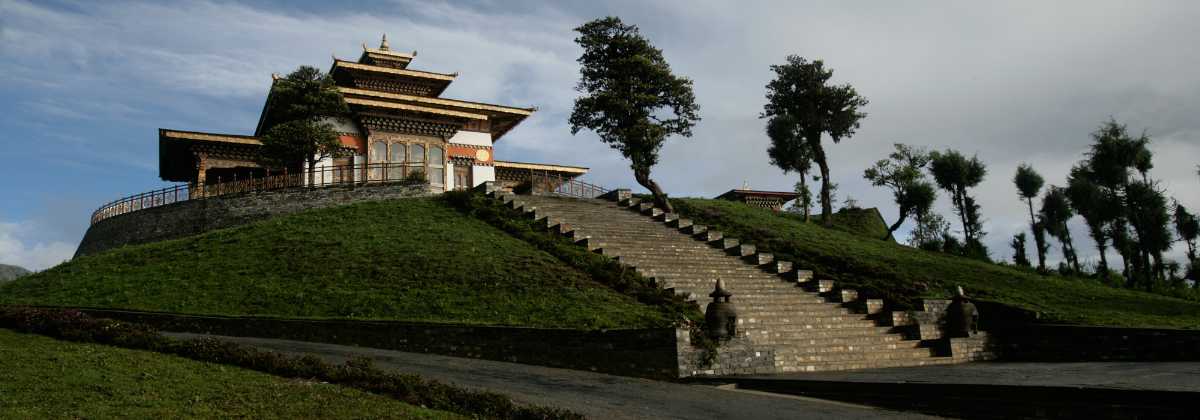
[428, 146, 445, 190]
[408, 144, 425, 179]
[454, 164, 471, 190]
[388, 142, 406, 180]
[370, 141, 387, 180]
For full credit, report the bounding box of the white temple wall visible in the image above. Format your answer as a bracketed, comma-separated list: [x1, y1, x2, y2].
[471, 165, 495, 187]
[448, 130, 491, 147]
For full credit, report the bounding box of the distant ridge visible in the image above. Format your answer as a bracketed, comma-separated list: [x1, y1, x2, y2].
[0, 264, 31, 282]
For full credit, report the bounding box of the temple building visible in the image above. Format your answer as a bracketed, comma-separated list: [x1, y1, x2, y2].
[158, 36, 587, 193]
[715, 188, 800, 211]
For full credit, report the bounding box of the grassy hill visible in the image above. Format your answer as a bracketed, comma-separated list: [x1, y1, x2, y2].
[671, 198, 1200, 329]
[0, 198, 670, 329]
[0, 329, 458, 419]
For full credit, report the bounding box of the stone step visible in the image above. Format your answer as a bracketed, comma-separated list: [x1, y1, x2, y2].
[741, 320, 883, 332]
[738, 314, 873, 325]
[773, 348, 940, 364]
[775, 357, 958, 374]
[772, 348, 931, 360]
[766, 334, 909, 347]
[643, 273, 791, 283]
[500, 195, 957, 375]
[744, 327, 898, 339]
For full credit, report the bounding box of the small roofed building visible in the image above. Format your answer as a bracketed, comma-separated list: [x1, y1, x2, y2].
[715, 189, 800, 212]
[157, 35, 588, 195]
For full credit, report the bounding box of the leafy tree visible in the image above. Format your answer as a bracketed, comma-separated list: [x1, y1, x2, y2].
[787, 179, 815, 221]
[769, 117, 815, 221]
[1174, 202, 1199, 279]
[1011, 232, 1031, 267]
[1014, 163, 1048, 272]
[909, 212, 951, 252]
[1079, 119, 1155, 287]
[1125, 180, 1173, 288]
[257, 66, 349, 183]
[1066, 163, 1119, 279]
[928, 149, 988, 257]
[863, 144, 936, 240]
[1040, 186, 1081, 273]
[569, 17, 700, 213]
[761, 56, 868, 227]
[259, 120, 340, 175]
[1175, 203, 1199, 263]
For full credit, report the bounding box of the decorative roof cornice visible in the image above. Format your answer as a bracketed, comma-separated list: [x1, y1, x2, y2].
[160, 129, 262, 146]
[333, 60, 455, 81]
[494, 160, 589, 174]
[339, 87, 534, 116]
[345, 97, 487, 120]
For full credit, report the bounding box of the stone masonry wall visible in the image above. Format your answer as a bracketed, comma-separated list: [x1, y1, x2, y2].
[75, 183, 430, 258]
[992, 324, 1200, 362]
[66, 308, 682, 379]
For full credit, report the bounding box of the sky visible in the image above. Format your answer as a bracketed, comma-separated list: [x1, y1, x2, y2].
[1, 0, 1198, 271]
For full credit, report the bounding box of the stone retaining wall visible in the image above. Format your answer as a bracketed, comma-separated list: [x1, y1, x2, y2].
[75, 183, 430, 258]
[65, 308, 683, 379]
[993, 324, 1200, 361]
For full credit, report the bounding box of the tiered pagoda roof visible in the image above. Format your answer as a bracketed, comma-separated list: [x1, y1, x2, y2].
[255, 35, 535, 141]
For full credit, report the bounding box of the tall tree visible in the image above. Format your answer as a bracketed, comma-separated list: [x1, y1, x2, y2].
[1066, 164, 1118, 278]
[761, 56, 868, 227]
[1125, 180, 1173, 288]
[1011, 232, 1031, 268]
[863, 144, 936, 240]
[1175, 202, 1199, 280]
[787, 179, 815, 221]
[1080, 119, 1154, 287]
[570, 17, 700, 213]
[1014, 163, 1048, 272]
[768, 117, 815, 221]
[1039, 186, 1081, 273]
[258, 66, 349, 183]
[928, 149, 988, 257]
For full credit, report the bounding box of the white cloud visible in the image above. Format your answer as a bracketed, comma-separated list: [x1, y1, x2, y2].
[0, 221, 74, 271]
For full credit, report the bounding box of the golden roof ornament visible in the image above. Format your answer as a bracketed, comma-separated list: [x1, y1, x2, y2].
[380, 34, 390, 51]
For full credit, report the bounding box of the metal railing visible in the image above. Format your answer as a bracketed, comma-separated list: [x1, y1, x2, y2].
[531, 171, 609, 199]
[90, 163, 438, 225]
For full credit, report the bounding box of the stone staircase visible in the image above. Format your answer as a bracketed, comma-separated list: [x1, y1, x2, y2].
[482, 187, 995, 375]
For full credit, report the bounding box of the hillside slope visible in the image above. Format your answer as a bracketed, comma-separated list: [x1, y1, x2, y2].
[0, 329, 458, 419]
[671, 198, 1200, 329]
[0, 199, 670, 329]
[0, 264, 30, 282]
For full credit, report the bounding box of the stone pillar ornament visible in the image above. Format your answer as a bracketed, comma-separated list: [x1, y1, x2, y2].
[947, 285, 980, 337]
[705, 279, 738, 340]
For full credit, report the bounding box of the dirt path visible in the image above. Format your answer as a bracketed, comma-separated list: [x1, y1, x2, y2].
[167, 333, 939, 419]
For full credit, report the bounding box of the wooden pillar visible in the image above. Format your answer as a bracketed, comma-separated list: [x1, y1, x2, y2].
[194, 152, 208, 198]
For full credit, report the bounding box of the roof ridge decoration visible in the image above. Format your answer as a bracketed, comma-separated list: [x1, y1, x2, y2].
[380, 33, 390, 51]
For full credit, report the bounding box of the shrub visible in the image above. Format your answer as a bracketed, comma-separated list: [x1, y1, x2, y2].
[403, 169, 428, 184]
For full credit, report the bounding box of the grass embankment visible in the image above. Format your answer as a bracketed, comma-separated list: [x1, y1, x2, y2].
[671, 198, 1200, 329]
[0, 198, 670, 329]
[0, 328, 458, 419]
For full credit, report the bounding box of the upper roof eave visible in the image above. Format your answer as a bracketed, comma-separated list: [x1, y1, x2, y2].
[331, 59, 456, 81]
[338, 87, 534, 116]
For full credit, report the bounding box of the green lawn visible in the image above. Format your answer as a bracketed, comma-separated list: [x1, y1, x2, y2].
[0, 328, 459, 419]
[671, 198, 1200, 329]
[0, 198, 670, 329]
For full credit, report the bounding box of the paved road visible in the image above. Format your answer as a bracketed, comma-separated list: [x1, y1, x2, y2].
[167, 333, 938, 420]
[739, 361, 1200, 392]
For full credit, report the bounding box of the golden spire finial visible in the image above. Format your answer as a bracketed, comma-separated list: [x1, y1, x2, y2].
[380, 34, 390, 51]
